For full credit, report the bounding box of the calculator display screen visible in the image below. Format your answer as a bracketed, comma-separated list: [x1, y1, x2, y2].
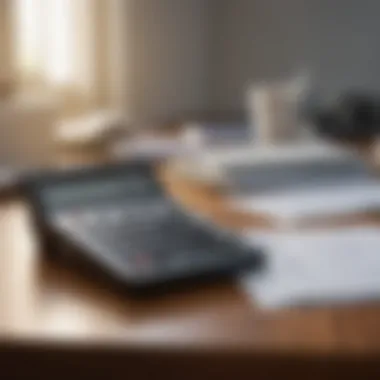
[40, 170, 164, 210]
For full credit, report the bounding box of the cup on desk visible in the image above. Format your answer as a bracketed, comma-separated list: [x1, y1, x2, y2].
[247, 75, 308, 145]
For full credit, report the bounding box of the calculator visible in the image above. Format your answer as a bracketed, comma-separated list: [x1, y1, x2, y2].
[23, 161, 263, 292]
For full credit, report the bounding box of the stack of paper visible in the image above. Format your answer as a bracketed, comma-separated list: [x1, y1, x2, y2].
[172, 140, 366, 191]
[241, 227, 380, 308]
[112, 136, 198, 159]
[231, 179, 380, 225]
[182, 122, 250, 146]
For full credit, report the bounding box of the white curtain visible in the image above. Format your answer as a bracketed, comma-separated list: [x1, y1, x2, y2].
[13, 0, 128, 117]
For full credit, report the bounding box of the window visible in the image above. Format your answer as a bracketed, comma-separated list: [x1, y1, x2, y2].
[15, 0, 76, 86]
[12, 0, 126, 116]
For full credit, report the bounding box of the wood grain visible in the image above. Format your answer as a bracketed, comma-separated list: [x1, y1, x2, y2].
[2, 158, 380, 377]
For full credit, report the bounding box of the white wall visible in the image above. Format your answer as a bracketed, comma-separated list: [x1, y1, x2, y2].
[0, 0, 13, 93]
[126, 0, 211, 123]
[209, 0, 380, 113]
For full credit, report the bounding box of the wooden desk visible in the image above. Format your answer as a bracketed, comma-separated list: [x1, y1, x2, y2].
[2, 162, 380, 378]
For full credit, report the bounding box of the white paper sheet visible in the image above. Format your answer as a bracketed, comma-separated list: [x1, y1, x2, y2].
[232, 179, 380, 223]
[241, 227, 380, 308]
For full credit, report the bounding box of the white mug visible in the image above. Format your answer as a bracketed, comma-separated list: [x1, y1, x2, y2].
[247, 75, 308, 145]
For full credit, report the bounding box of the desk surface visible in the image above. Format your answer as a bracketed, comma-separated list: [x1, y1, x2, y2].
[2, 158, 380, 374]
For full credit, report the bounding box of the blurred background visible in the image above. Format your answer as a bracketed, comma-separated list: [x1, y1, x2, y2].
[1, 0, 380, 162]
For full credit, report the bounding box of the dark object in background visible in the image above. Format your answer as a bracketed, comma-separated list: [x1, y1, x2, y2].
[302, 92, 380, 142]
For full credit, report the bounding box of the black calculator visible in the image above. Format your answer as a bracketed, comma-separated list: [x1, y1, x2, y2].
[24, 161, 263, 292]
